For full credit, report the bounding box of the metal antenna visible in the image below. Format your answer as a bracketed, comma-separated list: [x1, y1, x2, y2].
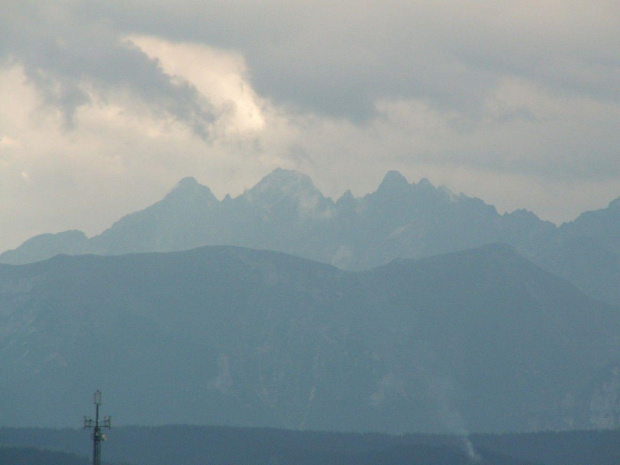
[84, 390, 112, 465]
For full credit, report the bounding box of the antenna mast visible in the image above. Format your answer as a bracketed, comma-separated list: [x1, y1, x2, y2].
[84, 390, 112, 465]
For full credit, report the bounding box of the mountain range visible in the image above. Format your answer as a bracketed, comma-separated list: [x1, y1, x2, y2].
[2, 169, 618, 306]
[1, 244, 619, 433]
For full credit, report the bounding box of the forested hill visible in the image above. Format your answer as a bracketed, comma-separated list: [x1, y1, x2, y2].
[2, 425, 620, 465]
[0, 446, 87, 465]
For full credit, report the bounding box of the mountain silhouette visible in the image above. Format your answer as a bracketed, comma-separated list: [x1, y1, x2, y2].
[1, 169, 618, 306]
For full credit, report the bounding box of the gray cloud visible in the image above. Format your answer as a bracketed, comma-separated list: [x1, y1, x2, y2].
[1, 0, 619, 252]
[75, 1, 620, 121]
[8, 1, 619, 127]
[1, 1, 216, 135]
[77, 1, 495, 120]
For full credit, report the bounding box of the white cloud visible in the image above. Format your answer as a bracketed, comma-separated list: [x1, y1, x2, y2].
[126, 35, 266, 135]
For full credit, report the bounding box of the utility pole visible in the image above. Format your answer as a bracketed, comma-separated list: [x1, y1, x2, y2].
[84, 390, 111, 465]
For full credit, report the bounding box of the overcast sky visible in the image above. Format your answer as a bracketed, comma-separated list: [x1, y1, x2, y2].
[1, 0, 619, 252]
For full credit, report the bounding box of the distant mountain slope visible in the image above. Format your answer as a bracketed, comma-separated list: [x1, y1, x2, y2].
[545, 198, 620, 305]
[1, 245, 618, 433]
[2, 169, 617, 307]
[0, 230, 90, 264]
[560, 197, 620, 254]
[90, 176, 220, 254]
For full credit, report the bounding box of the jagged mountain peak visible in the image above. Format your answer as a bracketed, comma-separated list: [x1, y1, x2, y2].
[374, 172, 447, 201]
[174, 176, 200, 188]
[504, 208, 539, 220]
[417, 177, 432, 187]
[336, 189, 356, 204]
[243, 168, 325, 205]
[251, 168, 317, 192]
[377, 170, 410, 193]
[164, 176, 218, 205]
[370, 171, 457, 210]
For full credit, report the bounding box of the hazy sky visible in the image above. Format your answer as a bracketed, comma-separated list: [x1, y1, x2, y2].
[1, 0, 619, 252]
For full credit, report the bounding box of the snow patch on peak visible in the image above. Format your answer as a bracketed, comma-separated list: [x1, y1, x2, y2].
[243, 169, 333, 219]
[245, 169, 319, 202]
[251, 169, 317, 195]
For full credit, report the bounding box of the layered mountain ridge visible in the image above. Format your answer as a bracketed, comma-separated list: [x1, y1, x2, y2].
[3, 169, 618, 306]
[1, 244, 619, 432]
